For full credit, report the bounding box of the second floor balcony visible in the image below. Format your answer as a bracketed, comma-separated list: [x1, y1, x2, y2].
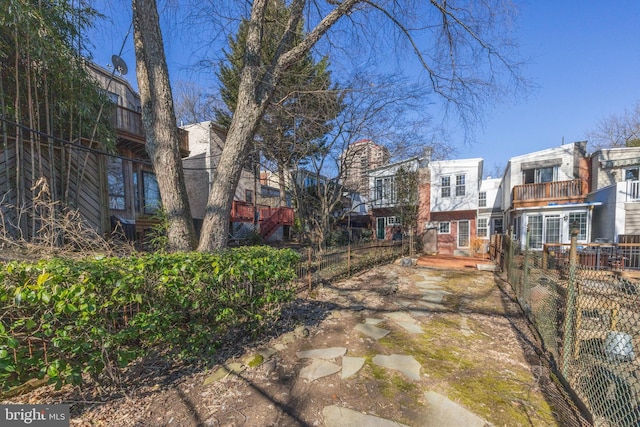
[512, 179, 586, 208]
[112, 105, 189, 156]
[626, 180, 640, 201]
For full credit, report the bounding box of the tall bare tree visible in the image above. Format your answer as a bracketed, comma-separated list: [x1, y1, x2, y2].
[131, 0, 524, 251]
[132, 0, 197, 251]
[588, 101, 640, 149]
[194, 0, 524, 251]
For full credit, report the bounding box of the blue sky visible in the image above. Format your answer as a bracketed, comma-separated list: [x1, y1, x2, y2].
[89, 1, 640, 177]
[456, 1, 640, 176]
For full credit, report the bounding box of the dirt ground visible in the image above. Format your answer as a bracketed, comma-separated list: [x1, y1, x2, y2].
[3, 256, 589, 427]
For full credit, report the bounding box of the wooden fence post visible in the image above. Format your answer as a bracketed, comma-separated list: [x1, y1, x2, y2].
[561, 228, 579, 377]
[522, 225, 531, 310]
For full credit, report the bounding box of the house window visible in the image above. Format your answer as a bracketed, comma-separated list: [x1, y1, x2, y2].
[523, 166, 557, 184]
[375, 177, 395, 204]
[528, 215, 543, 249]
[387, 177, 396, 204]
[438, 222, 450, 234]
[493, 218, 503, 235]
[477, 218, 488, 238]
[441, 176, 451, 198]
[513, 216, 521, 240]
[458, 220, 470, 247]
[387, 216, 401, 226]
[569, 212, 587, 240]
[375, 178, 383, 201]
[142, 171, 160, 214]
[545, 216, 561, 244]
[107, 157, 125, 210]
[478, 191, 487, 207]
[245, 189, 254, 204]
[625, 167, 639, 181]
[304, 175, 318, 188]
[107, 91, 120, 105]
[455, 175, 466, 196]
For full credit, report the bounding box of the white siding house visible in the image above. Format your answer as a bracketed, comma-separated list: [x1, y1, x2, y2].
[588, 147, 640, 242]
[429, 158, 483, 255]
[501, 141, 598, 250]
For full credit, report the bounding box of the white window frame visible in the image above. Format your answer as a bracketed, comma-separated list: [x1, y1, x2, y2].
[477, 218, 488, 238]
[387, 216, 401, 225]
[528, 215, 543, 249]
[441, 176, 451, 198]
[438, 222, 450, 234]
[455, 174, 466, 197]
[458, 220, 470, 248]
[568, 211, 588, 241]
[478, 191, 487, 207]
[625, 167, 639, 181]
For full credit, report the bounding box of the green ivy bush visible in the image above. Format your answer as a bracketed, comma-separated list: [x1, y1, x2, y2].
[0, 247, 299, 391]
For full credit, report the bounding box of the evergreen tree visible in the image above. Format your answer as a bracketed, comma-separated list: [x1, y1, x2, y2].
[215, 0, 343, 206]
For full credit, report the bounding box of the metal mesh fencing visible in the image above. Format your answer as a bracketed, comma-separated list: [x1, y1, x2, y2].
[294, 240, 411, 290]
[499, 234, 640, 427]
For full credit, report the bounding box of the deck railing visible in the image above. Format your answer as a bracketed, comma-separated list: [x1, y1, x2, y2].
[112, 105, 189, 153]
[512, 179, 584, 207]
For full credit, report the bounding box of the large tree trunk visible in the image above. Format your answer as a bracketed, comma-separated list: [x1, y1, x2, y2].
[132, 0, 197, 252]
[197, 0, 271, 251]
[278, 164, 287, 207]
[197, 89, 265, 251]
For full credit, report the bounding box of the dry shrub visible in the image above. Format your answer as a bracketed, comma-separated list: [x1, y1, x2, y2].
[0, 177, 135, 260]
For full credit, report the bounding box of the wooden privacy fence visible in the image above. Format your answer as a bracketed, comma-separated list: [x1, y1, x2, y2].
[1, 127, 108, 242]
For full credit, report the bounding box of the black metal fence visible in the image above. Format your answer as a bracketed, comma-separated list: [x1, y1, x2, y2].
[494, 232, 640, 426]
[294, 239, 413, 290]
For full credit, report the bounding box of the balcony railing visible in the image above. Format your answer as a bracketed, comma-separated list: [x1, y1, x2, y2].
[112, 105, 189, 154]
[627, 180, 640, 201]
[512, 179, 585, 208]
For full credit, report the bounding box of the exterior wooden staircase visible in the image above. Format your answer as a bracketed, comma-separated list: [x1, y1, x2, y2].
[231, 201, 294, 240]
[260, 207, 294, 240]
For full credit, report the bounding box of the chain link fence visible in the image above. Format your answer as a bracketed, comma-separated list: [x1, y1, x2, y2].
[494, 233, 640, 426]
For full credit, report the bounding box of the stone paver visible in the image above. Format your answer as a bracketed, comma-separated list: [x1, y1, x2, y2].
[283, 265, 546, 427]
[323, 405, 410, 427]
[421, 289, 451, 304]
[354, 323, 391, 340]
[341, 356, 366, 379]
[372, 354, 421, 380]
[299, 359, 342, 381]
[395, 321, 423, 334]
[422, 391, 492, 427]
[384, 311, 415, 322]
[416, 300, 445, 310]
[296, 347, 347, 359]
[459, 316, 474, 337]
